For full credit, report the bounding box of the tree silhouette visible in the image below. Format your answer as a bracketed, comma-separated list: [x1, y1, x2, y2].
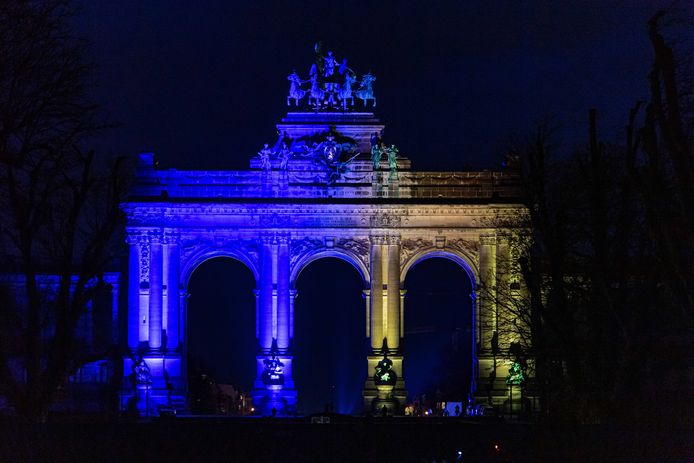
[0, 0, 127, 420]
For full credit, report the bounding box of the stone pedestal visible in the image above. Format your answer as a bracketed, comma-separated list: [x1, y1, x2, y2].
[251, 355, 298, 416]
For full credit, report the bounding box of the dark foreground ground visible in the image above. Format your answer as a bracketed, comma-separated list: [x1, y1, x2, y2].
[1, 415, 692, 463]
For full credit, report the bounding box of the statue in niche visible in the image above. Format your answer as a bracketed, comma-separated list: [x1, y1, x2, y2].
[278, 143, 292, 170]
[356, 73, 377, 107]
[258, 143, 273, 170]
[287, 70, 307, 106]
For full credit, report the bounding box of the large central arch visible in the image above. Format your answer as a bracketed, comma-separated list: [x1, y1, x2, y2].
[292, 256, 366, 415]
[121, 110, 528, 416]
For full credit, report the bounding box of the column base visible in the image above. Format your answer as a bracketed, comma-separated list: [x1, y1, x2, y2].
[251, 386, 298, 416]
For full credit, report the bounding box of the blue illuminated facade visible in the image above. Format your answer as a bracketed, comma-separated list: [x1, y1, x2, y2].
[121, 106, 528, 416]
[121, 45, 529, 414]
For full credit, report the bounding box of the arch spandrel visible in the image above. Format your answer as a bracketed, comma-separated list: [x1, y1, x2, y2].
[180, 243, 260, 289]
[290, 240, 370, 287]
[400, 246, 478, 288]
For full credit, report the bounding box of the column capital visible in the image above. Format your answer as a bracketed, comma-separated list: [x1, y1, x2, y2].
[125, 234, 139, 246]
[480, 234, 497, 246]
[162, 230, 180, 245]
[148, 229, 163, 244]
[387, 235, 401, 245]
[369, 235, 386, 245]
[496, 233, 511, 245]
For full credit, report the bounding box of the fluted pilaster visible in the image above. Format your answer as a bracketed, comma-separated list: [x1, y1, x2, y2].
[148, 232, 163, 350]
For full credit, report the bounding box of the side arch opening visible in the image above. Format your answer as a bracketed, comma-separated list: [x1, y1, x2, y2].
[401, 251, 476, 416]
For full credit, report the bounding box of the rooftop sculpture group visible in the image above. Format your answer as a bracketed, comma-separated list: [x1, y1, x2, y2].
[287, 43, 376, 110]
[253, 45, 398, 183]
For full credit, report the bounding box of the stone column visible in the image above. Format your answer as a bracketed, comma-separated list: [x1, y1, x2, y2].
[399, 289, 406, 338]
[386, 235, 401, 350]
[276, 236, 290, 351]
[111, 281, 119, 346]
[165, 233, 180, 351]
[289, 289, 297, 342]
[363, 289, 371, 338]
[369, 236, 384, 351]
[495, 234, 511, 350]
[478, 234, 497, 353]
[126, 235, 140, 350]
[259, 236, 274, 351]
[148, 232, 164, 350]
[138, 238, 150, 344]
[179, 289, 188, 347]
[253, 289, 260, 340]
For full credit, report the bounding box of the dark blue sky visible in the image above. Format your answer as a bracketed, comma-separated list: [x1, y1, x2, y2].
[75, 0, 692, 171]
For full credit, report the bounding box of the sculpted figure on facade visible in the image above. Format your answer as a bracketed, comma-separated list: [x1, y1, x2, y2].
[400, 238, 434, 263]
[287, 71, 307, 106]
[285, 45, 375, 111]
[258, 143, 273, 170]
[338, 72, 356, 110]
[370, 131, 384, 170]
[278, 143, 292, 170]
[120, 46, 528, 418]
[385, 144, 399, 175]
[308, 64, 325, 108]
[356, 73, 376, 107]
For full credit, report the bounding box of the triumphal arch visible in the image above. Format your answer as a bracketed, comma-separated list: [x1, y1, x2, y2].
[121, 49, 528, 415]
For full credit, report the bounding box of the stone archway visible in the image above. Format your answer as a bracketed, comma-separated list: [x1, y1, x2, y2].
[186, 256, 257, 413]
[121, 105, 529, 416]
[401, 253, 476, 410]
[292, 256, 367, 414]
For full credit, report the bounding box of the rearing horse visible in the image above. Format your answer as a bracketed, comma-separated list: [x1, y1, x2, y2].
[308, 73, 325, 108]
[338, 73, 356, 110]
[287, 71, 306, 106]
[356, 73, 376, 108]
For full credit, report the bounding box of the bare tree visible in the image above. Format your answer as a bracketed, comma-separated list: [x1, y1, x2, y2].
[497, 10, 694, 423]
[0, 0, 127, 420]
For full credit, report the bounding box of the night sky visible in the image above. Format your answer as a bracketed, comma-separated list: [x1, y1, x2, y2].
[74, 1, 691, 414]
[75, 0, 691, 171]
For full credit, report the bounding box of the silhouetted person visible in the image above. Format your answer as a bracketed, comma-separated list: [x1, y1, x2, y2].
[271, 406, 277, 417]
[381, 404, 388, 417]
